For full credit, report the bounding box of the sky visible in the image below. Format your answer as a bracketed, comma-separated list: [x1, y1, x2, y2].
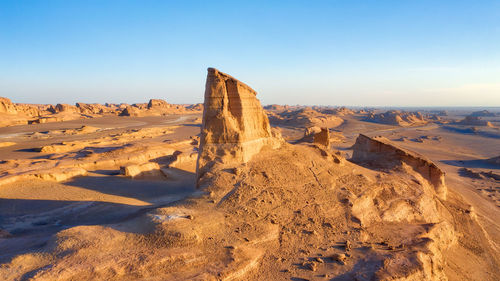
[0, 0, 499, 106]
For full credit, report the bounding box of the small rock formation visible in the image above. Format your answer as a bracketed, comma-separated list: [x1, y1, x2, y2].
[196, 68, 281, 181]
[313, 127, 330, 147]
[302, 126, 321, 142]
[352, 134, 447, 200]
[147, 99, 171, 109]
[119, 105, 142, 117]
[120, 162, 161, 177]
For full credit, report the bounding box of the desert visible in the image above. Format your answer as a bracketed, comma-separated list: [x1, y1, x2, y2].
[0, 68, 499, 281]
[2, 1, 500, 280]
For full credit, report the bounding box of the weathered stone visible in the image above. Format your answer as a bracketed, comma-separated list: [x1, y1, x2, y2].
[313, 127, 330, 147]
[196, 68, 281, 181]
[352, 134, 447, 200]
[0, 97, 17, 114]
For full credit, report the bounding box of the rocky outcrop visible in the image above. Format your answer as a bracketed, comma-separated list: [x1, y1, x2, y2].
[313, 127, 330, 147]
[456, 116, 494, 127]
[365, 110, 428, 127]
[352, 134, 447, 200]
[0, 97, 17, 114]
[196, 68, 282, 181]
[76, 103, 116, 115]
[49, 103, 78, 114]
[147, 99, 171, 109]
[268, 107, 343, 128]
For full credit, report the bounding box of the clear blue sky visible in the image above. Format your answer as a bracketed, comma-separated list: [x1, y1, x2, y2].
[1, 0, 499, 106]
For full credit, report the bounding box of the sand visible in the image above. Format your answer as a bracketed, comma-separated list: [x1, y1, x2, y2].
[0, 105, 499, 280]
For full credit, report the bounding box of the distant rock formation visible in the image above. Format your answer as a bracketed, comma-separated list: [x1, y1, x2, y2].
[49, 104, 78, 114]
[268, 107, 343, 128]
[196, 68, 282, 181]
[365, 110, 428, 127]
[456, 116, 494, 127]
[147, 99, 171, 109]
[352, 134, 447, 200]
[487, 156, 500, 166]
[470, 110, 496, 117]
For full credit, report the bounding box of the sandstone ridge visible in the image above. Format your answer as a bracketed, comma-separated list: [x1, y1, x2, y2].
[352, 134, 447, 200]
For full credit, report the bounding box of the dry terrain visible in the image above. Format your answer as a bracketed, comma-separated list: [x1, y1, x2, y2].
[0, 70, 499, 280]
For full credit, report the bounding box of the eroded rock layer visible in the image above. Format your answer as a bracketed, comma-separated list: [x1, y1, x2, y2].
[352, 134, 447, 200]
[196, 68, 281, 180]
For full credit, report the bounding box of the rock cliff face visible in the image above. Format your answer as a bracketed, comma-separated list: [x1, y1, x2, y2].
[0, 97, 17, 114]
[196, 68, 281, 181]
[352, 134, 447, 200]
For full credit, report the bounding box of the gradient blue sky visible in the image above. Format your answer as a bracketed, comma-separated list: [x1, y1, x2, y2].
[1, 0, 499, 106]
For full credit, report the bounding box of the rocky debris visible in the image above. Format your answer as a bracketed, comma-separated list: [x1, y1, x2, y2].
[196, 68, 282, 182]
[313, 127, 330, 147]
[120, 162, 161, 177]
[330, 253, 347, 264]
[456, 116, 494, 127]
[352, 134, 447, 200]
[364, 110, 428, 127]
[0, 97, 17, 114]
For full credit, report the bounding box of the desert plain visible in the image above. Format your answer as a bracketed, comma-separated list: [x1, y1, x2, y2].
[0, 68, 499, 280]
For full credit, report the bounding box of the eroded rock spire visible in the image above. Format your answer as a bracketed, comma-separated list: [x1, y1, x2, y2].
[196, 68, 281, 182]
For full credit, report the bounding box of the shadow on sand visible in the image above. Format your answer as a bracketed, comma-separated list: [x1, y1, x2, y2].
[0, 168, 197, 264]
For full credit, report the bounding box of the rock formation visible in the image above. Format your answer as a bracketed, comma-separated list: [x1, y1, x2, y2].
[147, 99, 171, 109]
[196, 68, 282, 181]
[313, 127, 330, 147]
[456, 116, 494, 127]
[365, 110, 428, 126]
[267, 107, 343, 128]
[0, 97, 17, 114]
[49, 103, 78, 114]
[352, 134, 447, 200]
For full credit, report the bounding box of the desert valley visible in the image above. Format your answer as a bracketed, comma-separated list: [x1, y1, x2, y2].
[0, 68, 499, 280]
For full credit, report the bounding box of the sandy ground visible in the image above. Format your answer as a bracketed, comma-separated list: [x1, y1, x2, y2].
[0, 110, 499, 280]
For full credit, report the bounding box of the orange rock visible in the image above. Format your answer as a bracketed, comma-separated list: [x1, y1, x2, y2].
[196, 68, 282, 181]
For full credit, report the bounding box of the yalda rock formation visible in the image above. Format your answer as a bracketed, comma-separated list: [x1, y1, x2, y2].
[0, 68, 498, 281]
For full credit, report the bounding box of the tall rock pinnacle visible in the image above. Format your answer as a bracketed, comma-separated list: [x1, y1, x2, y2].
[196, 68, 281, 182]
